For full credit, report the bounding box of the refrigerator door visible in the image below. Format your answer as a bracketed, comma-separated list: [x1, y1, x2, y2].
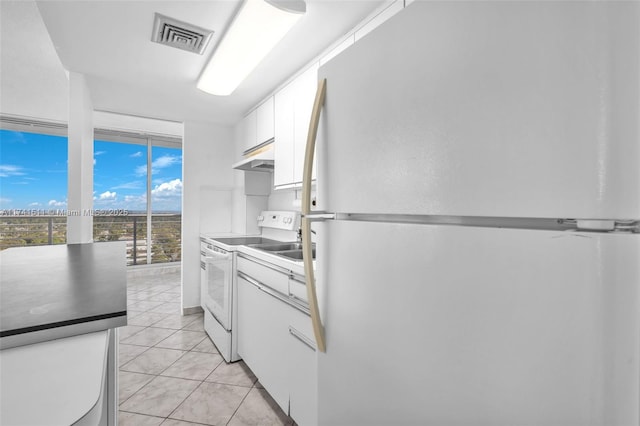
[316, 220, 639, 425]
[316, 1, 640, 219]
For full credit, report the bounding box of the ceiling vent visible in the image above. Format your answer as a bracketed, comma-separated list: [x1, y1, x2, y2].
[151, 13, 214, 55]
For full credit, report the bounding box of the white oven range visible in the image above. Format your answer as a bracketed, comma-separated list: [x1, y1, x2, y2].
[200, 234, 278, 362]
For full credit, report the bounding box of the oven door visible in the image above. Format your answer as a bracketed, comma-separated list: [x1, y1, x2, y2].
[202, 246, 233, 331]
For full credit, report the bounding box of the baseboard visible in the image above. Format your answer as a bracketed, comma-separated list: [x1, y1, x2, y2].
[182, 305, 203, 316]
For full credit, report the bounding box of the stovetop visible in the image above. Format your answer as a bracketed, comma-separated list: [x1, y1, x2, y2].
[210, 236, 280, 246]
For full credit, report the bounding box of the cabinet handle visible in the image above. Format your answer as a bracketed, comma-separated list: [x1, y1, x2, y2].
[301, 78, 327, 353]
[238, 271, 310, 316]
[289, 326, 316, 351]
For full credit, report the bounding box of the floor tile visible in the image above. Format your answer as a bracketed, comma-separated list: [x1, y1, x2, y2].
[119, 371, 155, 404]
[169, 382, 250, 426]
[119, 343, 149, 365]
[148, 292, 181, 302]
[129, 300, 167, 311]
[156, 330, 206, 350]
[191, 336, 219, 354]
[127, 310, 145, 320]
[205, 361, 257, 387]
[128, 284, 154, 291]
[228, 387, 292, 426]
[128, 312, 170, 327]
[153, 314, 199, 330]
[150, 302, 182, 314]
[119, 411, 165, 426]
[120, 376, 200, 418]
[121, 347, 186, 375]
[118, 325, 146, 341]
[121, 326, 176, 346]
[145, 284, 175, 293]
[129, 290, 164, 300]
[160, 419, 203, 426]
[160, 351, 224, 381]
[181, 319, 204, 332]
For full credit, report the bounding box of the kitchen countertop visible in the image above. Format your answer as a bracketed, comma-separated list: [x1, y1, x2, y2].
[0, 242, 127, 349]
[236, 243, 309, 278]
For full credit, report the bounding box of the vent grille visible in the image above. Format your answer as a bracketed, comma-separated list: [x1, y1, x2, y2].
[151, 13, 213, 55]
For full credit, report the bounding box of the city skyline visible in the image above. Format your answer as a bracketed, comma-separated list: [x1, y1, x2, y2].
[0, 130, 182, 212]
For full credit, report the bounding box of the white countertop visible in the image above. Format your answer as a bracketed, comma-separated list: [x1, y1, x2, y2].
[236, 244, 310, 278]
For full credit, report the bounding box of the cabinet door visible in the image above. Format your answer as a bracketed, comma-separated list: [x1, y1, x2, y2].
[288, 309, 318, 426]
[293, 63, 319, 183]
[242, 110, 257, 152]
[274, 81, 296, 187]
[236, 276, 290, 412]
[256, 97, 274, 144]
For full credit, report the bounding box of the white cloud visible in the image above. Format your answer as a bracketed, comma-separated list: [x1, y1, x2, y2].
[151, 178, 182, 197]
[134, 164, 146, 176]
[28, 202, 41, 207]
[98, 191, 117, 200]
[124, 194, 146, 203]
[113, 181, 143, 190]
[130, 151, 143, 158]
[135, 155, 181, 176]
[95, 151, 107, 156]
[0, 164, 26, 178]
[0, 197, 11, 204]
[48, 199, 66, 207]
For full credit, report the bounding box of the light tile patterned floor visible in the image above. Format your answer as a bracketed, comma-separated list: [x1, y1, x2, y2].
[119, 265, 294, 426]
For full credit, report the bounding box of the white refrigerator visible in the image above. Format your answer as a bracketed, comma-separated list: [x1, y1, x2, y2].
[300, 1, 640, 425]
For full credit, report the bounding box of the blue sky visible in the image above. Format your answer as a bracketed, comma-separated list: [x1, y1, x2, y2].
[0, 129, 182, 212]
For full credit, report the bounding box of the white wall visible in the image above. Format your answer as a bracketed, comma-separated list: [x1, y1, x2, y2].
[66, 72, 94, 243]
[0, 1, 68, 122]
[182, 121, 235, 312]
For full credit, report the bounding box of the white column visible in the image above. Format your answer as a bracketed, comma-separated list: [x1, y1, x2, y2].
[182, 121, 235, 312]
[67, 72, 94, 243]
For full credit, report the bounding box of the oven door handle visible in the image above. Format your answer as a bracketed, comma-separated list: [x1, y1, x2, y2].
[203, 249, 231, 261]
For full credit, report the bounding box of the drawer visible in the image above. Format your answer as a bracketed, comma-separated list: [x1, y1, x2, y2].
[289, 305, 313, 345]
[288, 276, 308, 305]
[237, 256, 289, 296]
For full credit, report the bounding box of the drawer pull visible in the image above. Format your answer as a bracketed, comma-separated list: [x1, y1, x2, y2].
[289, 326, 316, 351]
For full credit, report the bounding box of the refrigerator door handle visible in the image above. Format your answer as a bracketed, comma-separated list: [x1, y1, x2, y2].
[302, 78, 327, 352]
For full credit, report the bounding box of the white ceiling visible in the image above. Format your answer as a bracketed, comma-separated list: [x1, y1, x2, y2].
[1, 0, 385, 126]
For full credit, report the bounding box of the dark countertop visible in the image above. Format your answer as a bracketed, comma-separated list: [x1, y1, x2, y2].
[0, 242, 127, 349]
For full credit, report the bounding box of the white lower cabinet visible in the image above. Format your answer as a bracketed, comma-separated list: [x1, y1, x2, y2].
[288, 309, 318, 426]
[236, 261, 317, 425]
[236, 275, 290, 412]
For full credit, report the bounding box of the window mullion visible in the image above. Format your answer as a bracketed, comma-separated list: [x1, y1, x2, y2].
[146, 137, 152, 264]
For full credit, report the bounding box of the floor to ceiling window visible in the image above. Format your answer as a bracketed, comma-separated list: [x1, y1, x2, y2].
[93, 130, 182, 265]
[0, 117, 182, 266]
[0, 127, 68, 250]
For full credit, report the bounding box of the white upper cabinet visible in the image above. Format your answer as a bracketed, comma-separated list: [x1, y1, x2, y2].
[274, 81, 296, 186]
[293, 63, 319, 184]
[241, 109, 257, 153]
[241, 96, 275, 154]
[256, 97, 274, 145]
[274, 63, 319, 188]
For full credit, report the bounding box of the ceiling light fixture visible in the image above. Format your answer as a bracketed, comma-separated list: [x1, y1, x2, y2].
[197, 0, 306, 96]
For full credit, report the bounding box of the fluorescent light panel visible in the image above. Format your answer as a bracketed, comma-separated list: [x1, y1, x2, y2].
[197, 0, 304, 96]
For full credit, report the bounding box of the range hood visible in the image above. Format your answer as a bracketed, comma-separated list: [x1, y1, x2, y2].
[232, 140, 274, 172]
